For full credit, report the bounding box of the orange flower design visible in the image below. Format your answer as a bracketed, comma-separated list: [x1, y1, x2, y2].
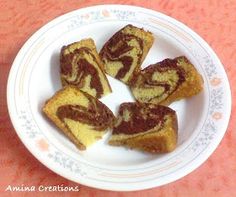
[102, 9, 110, 17]
[37, 139, 49, 152]
[82, 14, 90, 19]
[210, 77, 221, 86]
[212, 112, 222, 120]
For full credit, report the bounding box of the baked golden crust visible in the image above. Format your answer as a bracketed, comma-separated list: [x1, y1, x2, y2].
[43, 86, 115, 150]
[60, 38, 112, 98]
[99, 24, 154, 84]
[108, 102, 178, 153]
[130, 56, 204, 105]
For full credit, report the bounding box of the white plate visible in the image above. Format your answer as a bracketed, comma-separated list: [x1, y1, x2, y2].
[7, 5, 231, 191]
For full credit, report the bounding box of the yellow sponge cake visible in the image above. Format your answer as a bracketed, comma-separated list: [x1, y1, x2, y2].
[43, 86, 115, 150]
[99, 24, 154, 84]
[130, 56, 203, 105]
[60, 38, 112, 98]
[108, 102, 178, 153]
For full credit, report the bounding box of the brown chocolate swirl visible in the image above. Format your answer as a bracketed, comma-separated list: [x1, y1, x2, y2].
[113, 102, 175, 135]
[130, 57, 186, 103]
[143, 58, 185, 90]
[56, 95, 114, 131]
[60, 47, 104, 98]
[100, 28, 144, 81]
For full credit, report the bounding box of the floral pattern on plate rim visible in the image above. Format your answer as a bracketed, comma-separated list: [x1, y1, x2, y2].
[8, 6, 230, 187]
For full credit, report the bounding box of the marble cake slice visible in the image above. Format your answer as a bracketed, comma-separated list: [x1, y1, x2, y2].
[108, 102, 178, 153]
[43, 86, 115, 150]
[60, 38, 112, 98]
[99, 24, 154, 84]
[130, 56, 203, 105]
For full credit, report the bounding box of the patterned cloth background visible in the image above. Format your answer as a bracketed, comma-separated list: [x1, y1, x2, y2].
[0, 0, 235, 196]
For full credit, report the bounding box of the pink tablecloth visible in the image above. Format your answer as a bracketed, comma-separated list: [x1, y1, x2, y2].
[0, 0, 235, 196]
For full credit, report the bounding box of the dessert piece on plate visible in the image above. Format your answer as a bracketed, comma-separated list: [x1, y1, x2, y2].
[108, 102, 178, 153]
[130, 56, 203, 105]
[43, 86, 115, 150]
[60, 38, 112, 98]
[99, 24, 154, 84]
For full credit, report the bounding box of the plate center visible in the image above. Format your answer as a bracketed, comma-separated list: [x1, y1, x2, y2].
[30, 21, 206, 168]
